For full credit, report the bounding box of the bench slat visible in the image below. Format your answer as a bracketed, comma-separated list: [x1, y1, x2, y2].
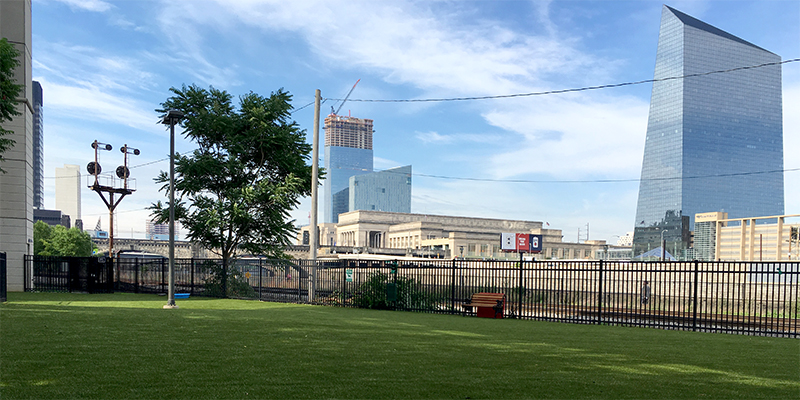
[461, 292, 505, 309]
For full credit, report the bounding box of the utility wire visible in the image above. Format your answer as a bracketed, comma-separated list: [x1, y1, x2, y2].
[291, 98, 327, 114]
[45, 59, 800, 182]
[326, 58, 799, 103]
[291, 101, 316, 114]
[363, 166, 800, 184]
[44, 158, 170, 179]
[130, 158, 169, 169]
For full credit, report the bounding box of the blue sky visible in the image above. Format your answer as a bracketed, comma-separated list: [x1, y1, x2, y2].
[32, 0, 800, 243]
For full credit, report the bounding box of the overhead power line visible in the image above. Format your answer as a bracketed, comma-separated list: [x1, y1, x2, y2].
[44, 158, 171, 180]
[369, 166, 800, 184]
[325, 58, 799, 103]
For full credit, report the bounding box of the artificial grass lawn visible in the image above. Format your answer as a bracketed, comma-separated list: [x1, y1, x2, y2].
[1, 293, 798, 399]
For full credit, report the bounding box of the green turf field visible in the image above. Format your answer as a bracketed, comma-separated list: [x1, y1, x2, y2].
[1, 292, 798, 399]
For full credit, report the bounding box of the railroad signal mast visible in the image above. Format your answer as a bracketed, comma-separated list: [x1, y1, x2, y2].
[88, 140, 140, 257]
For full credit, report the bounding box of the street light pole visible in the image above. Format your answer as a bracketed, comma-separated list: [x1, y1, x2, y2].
[660, 229, 666, 261]
[162, 109, 184, 309]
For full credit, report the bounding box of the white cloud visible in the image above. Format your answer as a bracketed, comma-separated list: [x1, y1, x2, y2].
[50, 0, 113, 13]
[170, 0, 612, 96]
[373, 156, 404, 171]
[151, 2, 242, 87]
[35, 78, 160, 133]
[416, 131, 452, 144]
[416, 131, 503, 145]
[34, 42, 159, 93]
[483, 93, 649, 179]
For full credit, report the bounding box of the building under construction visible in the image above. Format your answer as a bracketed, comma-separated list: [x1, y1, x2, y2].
[324, 114, 373, 150]
[323, 114, 374, 223]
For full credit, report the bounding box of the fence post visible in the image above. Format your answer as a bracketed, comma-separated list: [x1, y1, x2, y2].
[107, 257, 114, 293]
[161, 258, 166, 294]
[134, 257, 139, 293]
[258, 258, 262, 300]
[450, 258, 456, 312]
[115, 256, 119, 289]
[190, 258, 195, 295]
[1, 252, 6, 302]
[597, 259, 604, 325]
[518, 255, 524, 319]
[692, 260, 699, 331]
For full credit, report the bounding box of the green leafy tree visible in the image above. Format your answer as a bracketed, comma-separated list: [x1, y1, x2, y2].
[33, 221, 52, 255]
[0, 38, 23, 173]
[149, 85, 316, 296]
[34, 221, 96, 256]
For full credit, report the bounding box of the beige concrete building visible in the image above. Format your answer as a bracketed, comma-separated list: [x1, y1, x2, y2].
[298, 210, 606, 260]
[0, 0, 33, 291]
[55, 164, 81, 225]
[695, 212, 800, 261]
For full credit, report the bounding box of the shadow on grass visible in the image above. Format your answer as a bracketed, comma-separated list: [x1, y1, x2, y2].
[2, 292, 798, 399]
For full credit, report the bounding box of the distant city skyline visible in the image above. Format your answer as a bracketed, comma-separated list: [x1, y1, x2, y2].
[27, 1, 799, 241]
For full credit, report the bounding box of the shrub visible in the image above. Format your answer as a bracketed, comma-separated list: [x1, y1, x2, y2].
[201, 261, 256, 298]
[352, 272, 443, 311]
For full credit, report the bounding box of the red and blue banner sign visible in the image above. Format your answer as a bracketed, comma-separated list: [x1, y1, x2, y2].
[500, 233, 542, 253]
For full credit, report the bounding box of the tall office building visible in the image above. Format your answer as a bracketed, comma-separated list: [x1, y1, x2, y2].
[0, 0, 33, 292]
[323, 114, 373, 223]
[32, 81, 43, 209]
[632, 6, 784, 257]
[350, 165, 412, 214]
[55, 164, 81, 227]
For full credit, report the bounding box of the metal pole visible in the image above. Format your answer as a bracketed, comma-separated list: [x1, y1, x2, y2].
[168, 119, 176, 307]
[309, 89, 321, 303]
[108, 198, 114, 258]
[162, 110, 183, 309]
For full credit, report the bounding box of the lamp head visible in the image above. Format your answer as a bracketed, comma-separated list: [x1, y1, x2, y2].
[161, 109, 185, 124]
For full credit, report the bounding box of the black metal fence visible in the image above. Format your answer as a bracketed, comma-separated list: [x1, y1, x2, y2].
[24, 256, 799, 337]
[1, 252, 6, 302]
[24, 256, 114, 293]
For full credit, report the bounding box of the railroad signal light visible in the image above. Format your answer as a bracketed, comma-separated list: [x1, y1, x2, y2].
[120, 145, 140, 156]
[91, 141, 113, 151]
[116, 165, 130, 179]
[87, 161, 101, 175]
[88, 139, 141, 259]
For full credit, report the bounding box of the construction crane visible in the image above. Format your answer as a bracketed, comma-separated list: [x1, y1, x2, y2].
[330, 79, 360, 116]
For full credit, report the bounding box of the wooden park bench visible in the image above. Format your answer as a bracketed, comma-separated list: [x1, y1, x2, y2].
[461, 292, 506, 319]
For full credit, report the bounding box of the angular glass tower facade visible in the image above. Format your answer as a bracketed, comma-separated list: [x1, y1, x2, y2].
[350, 165, 412, 214]
[633, 6, 784, 257]
[323, 115, 374, 223]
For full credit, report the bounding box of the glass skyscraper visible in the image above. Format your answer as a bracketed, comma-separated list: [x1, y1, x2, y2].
[323, 114, 374, 223]
[350, 165, 412, 214]
[633, 6, 784, 257]
[32, 81, 43, 209]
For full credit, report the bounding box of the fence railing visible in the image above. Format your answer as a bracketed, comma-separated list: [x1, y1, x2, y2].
[24, 255, 113, 293]
[24, 256, 799, 337]
[1, 252, 6, 302]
